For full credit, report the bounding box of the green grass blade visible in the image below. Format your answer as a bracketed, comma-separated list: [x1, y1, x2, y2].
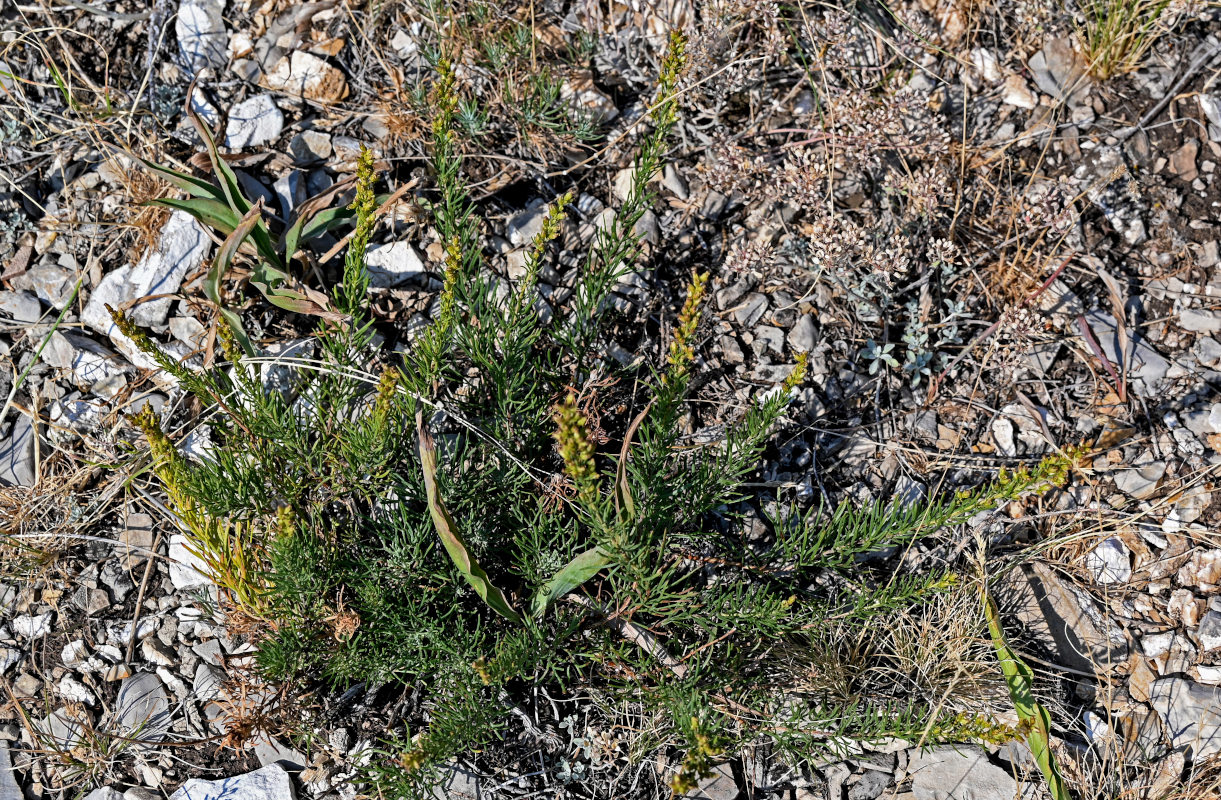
[204, 201, 262, 357]
[984, 593, 1071, 800]
[417, 411, 523, 625]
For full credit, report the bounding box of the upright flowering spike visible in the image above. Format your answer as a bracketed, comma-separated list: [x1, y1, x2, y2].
[666, 270, 710, 380]
[553, 394, 598, 503]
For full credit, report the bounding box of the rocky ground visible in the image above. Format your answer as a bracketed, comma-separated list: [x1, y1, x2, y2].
[4, 0, 1221, 799]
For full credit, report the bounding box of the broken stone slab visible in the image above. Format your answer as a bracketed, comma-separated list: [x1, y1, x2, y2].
[907, 745, 1034, 800]
[41, 331, 129, 389]
[1113, 461, 1167, 501]
[263, 51, 349, 104]
[0, 290, 42, 323]
[83, 210, 211, 331]
[176, 0, 227, 75]
[168, 534, 213, 591]
[363, 241, 427, 288]
[1150, 677, 1221, 759]
[1, 742, 20, 800]
[225, 94, 284, 149]
[253, 735, 307, 772]
[1180, 308, 1221, 334]
[113, 672, 171, 743]
[169, 764, 296, 800]
[431, 762, 480, 800]
[0, 415, 38, 487]
[37, 708, 84, 751]
[691, 762, 738, 800]
[995, 561, 1129, 678]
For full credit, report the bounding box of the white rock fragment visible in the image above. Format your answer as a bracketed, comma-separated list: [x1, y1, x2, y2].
[1001, 74, 1038, 109]
[225, 94, 284, 149]
[363, 242, 428, 288]
[1113, 461, 1167, 500]
[59, 675, 97, 705]
[169, 764, 297, 800]
[970, 48, 1002, 83]
[115, 672, 171, 741]
[908, 746, 1031, 800]
[42, 332, 128, 389]
[62, 640, 89, 668]
[83, 210, 211, 335]
[264, 51, 349, 104]
[13, 612, 53, 639]
[168, 534, 213, 590]
[990, 416, 1017, 457]
[1083, 537, 1131, 585]
[1150, 677, 1221, 759]
[176, 0, 227, 75]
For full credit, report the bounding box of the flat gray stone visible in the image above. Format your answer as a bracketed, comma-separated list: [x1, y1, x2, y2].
[176, 0, 227, 76]
[289, 131, 332, 164]
[253, 735, 306, 771]
[1181, 308, 1221, 334]
[363, 242, 427, 288]
[0, 290, 42, 323]
[908, 746, 1032, 800]
[114, 672, 171, 742]
[692, 763, 738, 799]
[0, 415, 37, 487]
[1083, 310, 1169, 396]
[1114, 461, 1167, 500]
[225, 94, 284, 149]
[996, 561, 1129, 677]
[788, 314, 816, 353]
[170, 764, 296, 800]
[0, 742, 20, 800]
[506, 200, 547, 247]
[42, 331, 128, 388]
[1150, 677, 1221, 759]
[10, 263, 76, 310]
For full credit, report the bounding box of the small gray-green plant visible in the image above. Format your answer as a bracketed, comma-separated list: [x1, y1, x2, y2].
[119, 31, 1085, 798]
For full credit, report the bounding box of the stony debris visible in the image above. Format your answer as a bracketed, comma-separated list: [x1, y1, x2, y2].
[907, 746, 1031, 800]
[225, 94, 285, 149]
[1150, 678, 1221, 759]
[264, 52, 349, 104]
[1085, 537, 1132, 585]
[169, 764, 296, 800]
[176, 0, 228, 76]
[363, 242, 428, 288]
[114, 672, 172, 742]
[0, 415, 37, 487]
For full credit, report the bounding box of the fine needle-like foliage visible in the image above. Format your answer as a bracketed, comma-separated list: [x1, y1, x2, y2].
[116, 31, 1090, 798]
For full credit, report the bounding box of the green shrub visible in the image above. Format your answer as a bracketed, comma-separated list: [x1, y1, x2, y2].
[118, 32, 1083, 797]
